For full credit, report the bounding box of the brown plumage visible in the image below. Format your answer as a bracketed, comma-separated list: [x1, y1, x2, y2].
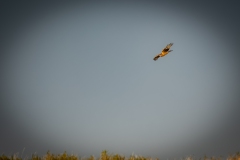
[153, 43, 173, 61]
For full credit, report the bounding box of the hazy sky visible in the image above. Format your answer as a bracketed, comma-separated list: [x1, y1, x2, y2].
[1, 1, 240, 159]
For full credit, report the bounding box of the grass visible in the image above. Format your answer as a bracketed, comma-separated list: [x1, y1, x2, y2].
[0, 150, 239, 160]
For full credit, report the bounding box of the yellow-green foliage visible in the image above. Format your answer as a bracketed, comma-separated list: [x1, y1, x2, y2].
[41, 151, 78, 160]
[111, 154, 125, 160]
[0, 154, 9, 160]
[227, 152, 240, 160]
[100, 151, 125, 160]
[31, 154, 41, 160]
[87, 155, 95, 160]
[0, 153, 22, 160]
[0, 151, 240, 160]
[100, 150, 109, 160]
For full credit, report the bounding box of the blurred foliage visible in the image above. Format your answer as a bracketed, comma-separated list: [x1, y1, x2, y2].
[0, 151, 239, 160]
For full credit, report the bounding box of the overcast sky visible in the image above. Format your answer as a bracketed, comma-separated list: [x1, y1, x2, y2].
[1, 1, 240, 159]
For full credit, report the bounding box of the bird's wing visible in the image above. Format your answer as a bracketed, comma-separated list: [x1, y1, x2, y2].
[160, 43, 173, 57]
[153, 54, 160, 61]
[166, 43, 173, 48]
[162, 43, 173, 51]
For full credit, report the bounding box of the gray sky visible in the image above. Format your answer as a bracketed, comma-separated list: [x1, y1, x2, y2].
[1, 1, 240, 159]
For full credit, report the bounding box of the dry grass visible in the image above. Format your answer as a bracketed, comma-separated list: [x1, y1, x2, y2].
[0, 150, 239, 160]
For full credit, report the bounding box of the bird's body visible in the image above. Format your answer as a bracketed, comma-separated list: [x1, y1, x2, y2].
[153, 43, 173, 61]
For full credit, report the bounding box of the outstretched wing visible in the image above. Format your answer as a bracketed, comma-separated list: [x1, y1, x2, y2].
[153, 54, 160, 61]
[162, 43, 173, 52]
[164, 43, 173, 50]
[153, 43, 173, 60]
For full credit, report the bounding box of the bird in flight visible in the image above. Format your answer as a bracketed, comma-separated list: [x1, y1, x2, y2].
[153, 43, 173, 61]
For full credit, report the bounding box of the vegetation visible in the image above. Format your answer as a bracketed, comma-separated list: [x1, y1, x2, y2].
[0, 150, 239, 160]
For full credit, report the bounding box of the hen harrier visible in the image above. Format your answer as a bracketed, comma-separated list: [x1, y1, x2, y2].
[153, 43, 173, 61]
